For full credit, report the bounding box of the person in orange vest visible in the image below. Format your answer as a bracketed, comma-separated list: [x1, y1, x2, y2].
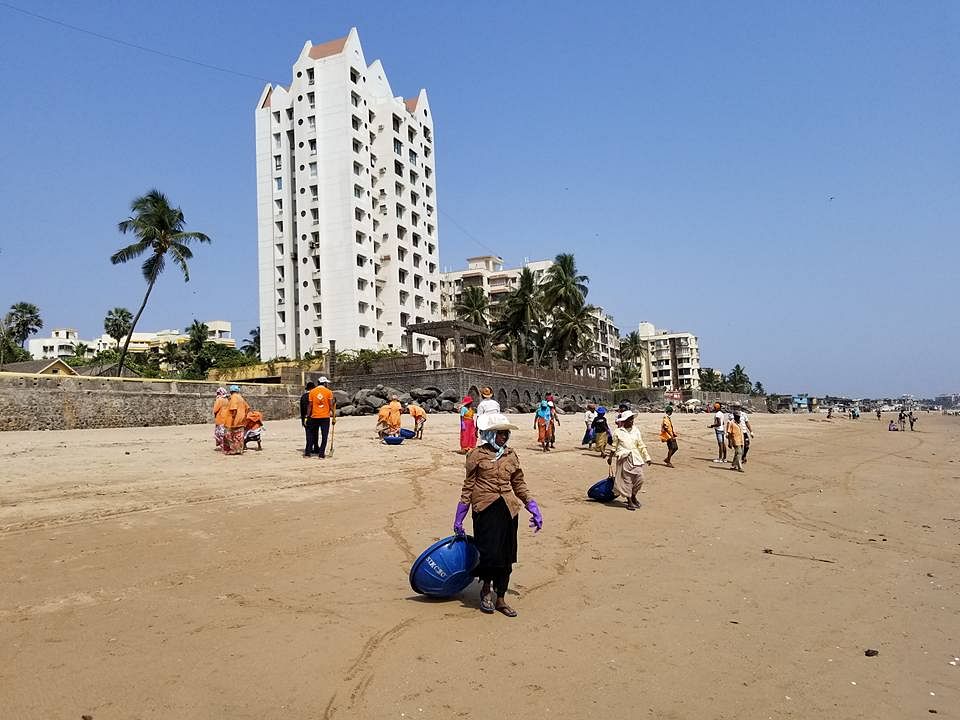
[306, 376, 336, 459]
[408, 401, 427, 439]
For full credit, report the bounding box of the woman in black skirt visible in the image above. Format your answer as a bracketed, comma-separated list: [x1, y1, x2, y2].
[453, 413, 543, 617]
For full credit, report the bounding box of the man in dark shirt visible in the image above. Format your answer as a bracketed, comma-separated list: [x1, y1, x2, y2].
[300, 381, 316, 457]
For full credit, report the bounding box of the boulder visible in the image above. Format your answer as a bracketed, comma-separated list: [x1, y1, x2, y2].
[337, 404, 356, 417]
[369, 386, 389, 400]
[424, 398, 440, 411]
[364, 395, 386, 410]
[333, 390, 351, 406]
[560, 397, 579, 413]
[398, 393, 413, 405]
[353, 389, 369, 405]
[440, 400, 455, 412]
[409, 387, 438, 401]
[440, 388, 459, 401]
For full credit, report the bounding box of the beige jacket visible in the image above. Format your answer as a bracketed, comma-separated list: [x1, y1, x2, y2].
[460, 445, 532, 517]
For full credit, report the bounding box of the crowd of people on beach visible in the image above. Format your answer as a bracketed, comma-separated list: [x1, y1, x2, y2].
[212, 384, 263, 455]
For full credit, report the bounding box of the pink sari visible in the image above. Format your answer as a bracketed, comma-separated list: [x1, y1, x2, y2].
[460, 407, 477, 451]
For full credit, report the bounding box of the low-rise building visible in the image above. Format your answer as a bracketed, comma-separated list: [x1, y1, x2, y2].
[30, 321, 236, 360]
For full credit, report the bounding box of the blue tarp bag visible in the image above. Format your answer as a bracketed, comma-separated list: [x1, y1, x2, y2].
[399, 428, 416, 439]
[587, 477, 616, 502]
[384, 435, 404, 445]
[409, 535, 480, 597]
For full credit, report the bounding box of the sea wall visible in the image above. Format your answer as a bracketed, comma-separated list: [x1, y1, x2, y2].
[0, 373, 300, 432]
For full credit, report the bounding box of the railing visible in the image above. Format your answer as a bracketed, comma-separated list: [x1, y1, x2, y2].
[454, 353, 609, 389]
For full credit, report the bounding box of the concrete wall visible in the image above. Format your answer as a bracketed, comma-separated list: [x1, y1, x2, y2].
[0, 373, 300, 432]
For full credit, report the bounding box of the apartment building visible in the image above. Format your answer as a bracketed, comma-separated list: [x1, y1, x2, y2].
[28, 322, 236, 360]
[440, 256, 620, 369]
[637, 321, 701, 390]
[255, 28, 441, 361]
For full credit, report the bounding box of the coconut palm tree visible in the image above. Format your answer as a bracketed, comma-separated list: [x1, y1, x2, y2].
[491, 267, 544, 364]
[454, 286, 490, 327]
[7, 302, 43, 347]
[613, 362, 642, 389]
[103, 307, 133, 348]
[186, 320, 209, 356]
[619, 330, 647, 369]
[727, 364, 751, 394]
[110, 189, 211, 377]
[160, 341, 184, 371]
[542, 253, 589, 310]
[242, 327, 261, 359]
[546, 298, 596, 366]
[71, 342, 91, 359]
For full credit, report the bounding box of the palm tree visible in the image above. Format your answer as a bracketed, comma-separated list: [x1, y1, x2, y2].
[104, 307, 133, 348]
[242, 327, 261, 359]
[111, 189, 211, 377]
[7, 302, 43, 347]
[752, 381, 766, 396]
[160, 341, 184, 371]
[491, 267, 544, 364]
[542, 253, 589, 310]
[186, 320, 209, 356]
[727, 364, 751, 394]
[546, 298, 596, 366]
[698, 367, 723, 392]
[619, 330, 648, 371]
[454, 286, 490, 327]
[71, 342, 91, 359]
[613, 362, 642, 389]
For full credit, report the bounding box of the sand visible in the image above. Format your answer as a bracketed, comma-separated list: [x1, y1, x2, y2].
[1, 411, 958, 719]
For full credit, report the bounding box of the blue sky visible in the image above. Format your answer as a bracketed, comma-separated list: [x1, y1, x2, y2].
[0, 1, 957, 397]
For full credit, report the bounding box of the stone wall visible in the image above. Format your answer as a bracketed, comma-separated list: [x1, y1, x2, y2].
[0, 373, 301, 432]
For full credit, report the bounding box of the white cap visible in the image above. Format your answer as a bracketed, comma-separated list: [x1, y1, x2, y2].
[619, 410, 635, 422]
[477, 412, 519, 432]
[316, 376, 329, 384]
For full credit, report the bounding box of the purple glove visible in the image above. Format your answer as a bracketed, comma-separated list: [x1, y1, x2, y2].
[453, 502, 469, 536]
[526, 499, 542, 533]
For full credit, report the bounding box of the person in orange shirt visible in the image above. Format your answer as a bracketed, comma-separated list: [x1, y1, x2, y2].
[306, 376, 336, 459]
[659, 404, 679, 467]
[243, 410, 264, 451]
[223, 385, 250, 455]
[212, 387, 229, 450]
[376, 404, 392, 440]
[385, 395, 403, 436]
[408, 401, 427, 439]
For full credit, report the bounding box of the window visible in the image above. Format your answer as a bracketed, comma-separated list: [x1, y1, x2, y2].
[274, 199, 282, 211]
[427, 223, 434, 236]
[392, 114, 402, 132]
[398, 246, 407, 261]
[410, 191, 419, 205]
[273, 133, 281, 149]
[272, 111, 280, 123]
[408, 150, 418, 165]
[408, 127, 416, 142]
[354, 184, 364, 199]
[307, 68, 314, 85]
[352, 115, 362, 131]
[351, 91, 360, 107]
[356, 254, 367, 267]
[399, 269, 408, 284]
[413, 253, 421, 268]
[397, 225, 407, 239]
[308, 92, 315, 109]
[395, 204, 405, 219]
[425, 185, 433, 197]
[394, 160, 403, 176]
[428, 262, 436, 273]
[353, 161, 363, 176]
[424, 146, 431, 158]
[286, 108, 293, 120]
[309, 139, 317, 156]
[411, 212, 419, 226]
[355, 207, 365, 221]
[309, 162, 317, 177]
[275, 221, 283, 233]
[274, 177, 283, 191]
[395, 181, 404, 195]
[410, 170, 418, 184]
[358, 301, 368, 314]
[413, 275, 422, 289]
[400, 312, 409, 327]
[356, 230, 366, 244]
[350, 67, 360, 83]
[311, 209, 319, 225]
[310, 185, 318, 201]
[425, 166, 432, 179]
[411, 233, 420, 246]
[358, 278, 368, 291]
[353, 138, 362, 153]
[393, 138, 403, 156]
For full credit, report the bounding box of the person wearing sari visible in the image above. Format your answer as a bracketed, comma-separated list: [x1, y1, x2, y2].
[408, 401, 427, 439]
[608, 410, 652, 510]
[385, 395, 403, 436]
[223, 384, 250, 455]
[459, 396, 477, 453]
[212, 387, 229, 450]
[454, 412, 542, 617]
[534, 400, 554, 452]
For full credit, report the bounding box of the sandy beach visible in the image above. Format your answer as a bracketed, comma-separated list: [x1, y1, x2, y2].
[1, 411, 958, 719]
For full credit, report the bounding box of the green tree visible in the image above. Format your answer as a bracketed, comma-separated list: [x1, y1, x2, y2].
[752, 381, 766, 396]
[491, 267, 544, 365]
[546, 298, 596, 366]
[71, 342, 91, 359]
[160, 341, 184, 372]
[699, 367, 723, 392]
[454, 286, 490, 327]
[726, 364, 751, 394]
[110, 189, 211, 377]
[186, 320, 209, 356]
[542, 253, 589, 310]
[0, 313, 30, 365]
[104, 307, 133, 347]
[7, 302, 43, 348]
[242, 327, 261, 359]
[613, 362, 642, 389]
[619, 330, 648, 382]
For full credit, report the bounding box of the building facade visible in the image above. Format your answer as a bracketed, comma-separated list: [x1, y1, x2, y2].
[255, 28, 441, 361]
[28, 322, 235, 360]
[440, 256, 620, 371]
[637, 322, 701, 390]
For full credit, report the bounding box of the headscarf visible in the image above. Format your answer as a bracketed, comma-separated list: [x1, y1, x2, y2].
[462, 396, 473, 405]
[228, 384, 240, 393]
[536, 400, 552, 420]
[216, 387, 228, 398]
[665, 405, 674, 415]
[480, 429, 509, 459]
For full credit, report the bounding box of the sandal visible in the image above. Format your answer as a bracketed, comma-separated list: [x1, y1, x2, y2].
[480, 594, 495, 614]
[495, 602, 518, 617]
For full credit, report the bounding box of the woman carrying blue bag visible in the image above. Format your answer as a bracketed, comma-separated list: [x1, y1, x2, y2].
[453, 412, 543, 617]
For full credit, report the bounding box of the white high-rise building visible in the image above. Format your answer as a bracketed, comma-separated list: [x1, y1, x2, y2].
[255, 29, 441, 361]
[637, 322, 701, 390]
